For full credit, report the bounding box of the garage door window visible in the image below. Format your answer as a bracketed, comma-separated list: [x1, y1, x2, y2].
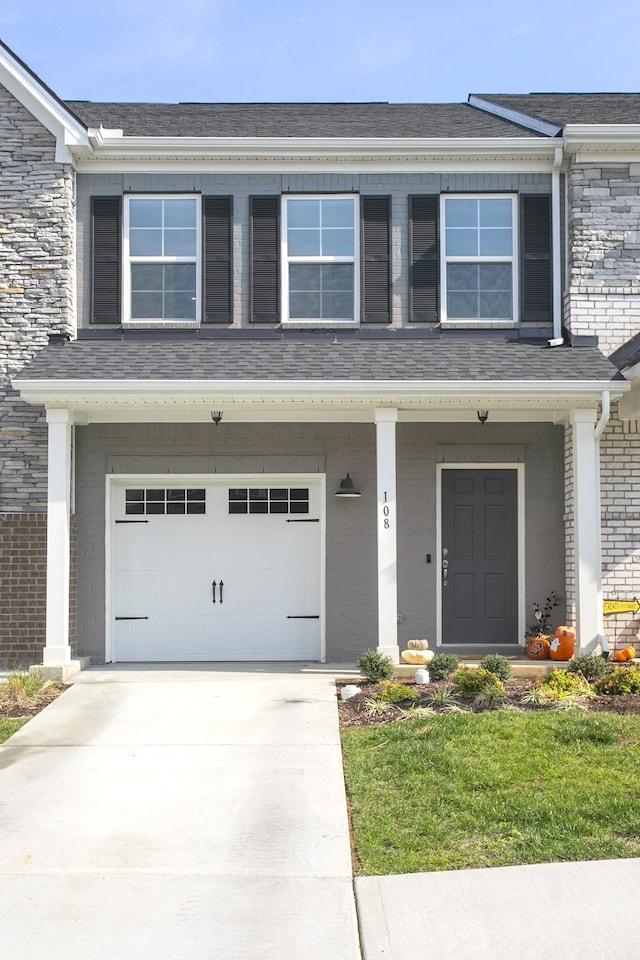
[228, 487, 309, 515]
[125, 488, 206, 515]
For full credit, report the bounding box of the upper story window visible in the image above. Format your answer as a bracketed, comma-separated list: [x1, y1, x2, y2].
[281, 195, 360, 325]
[123, 195, 201, 325]
[441, 195, 517, 325]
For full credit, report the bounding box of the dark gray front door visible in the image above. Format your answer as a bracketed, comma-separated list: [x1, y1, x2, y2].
[442, 469, 518, 646]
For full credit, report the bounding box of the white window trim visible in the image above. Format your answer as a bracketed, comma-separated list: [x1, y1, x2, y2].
[440, 193, 519, 328]
[280, 193, 360, 328]
[122, 193, 202, 328]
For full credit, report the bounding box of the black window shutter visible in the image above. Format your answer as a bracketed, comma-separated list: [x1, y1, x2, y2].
[91, 196, 121, 324]
[203, 196, 232, 323]
[520, 194, 552, 324]
[361, 196, 391, 323]
[250, 196, 279, 323]
[409, 196, 439, 323]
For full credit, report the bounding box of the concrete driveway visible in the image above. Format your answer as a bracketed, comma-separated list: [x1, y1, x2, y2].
[0, 664, 361, 960]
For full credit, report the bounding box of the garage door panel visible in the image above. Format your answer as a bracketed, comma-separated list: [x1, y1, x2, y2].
[112, 480, 322, 662]
[114, 616, 320, 662]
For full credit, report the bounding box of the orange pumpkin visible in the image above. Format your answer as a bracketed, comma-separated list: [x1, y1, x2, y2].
[526, 636, 551, 660]
[549, 626, 576, 661]
[615, 646, 636, 663]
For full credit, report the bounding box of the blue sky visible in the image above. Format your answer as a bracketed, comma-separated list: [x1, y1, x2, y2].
[1, 0, 638, 104]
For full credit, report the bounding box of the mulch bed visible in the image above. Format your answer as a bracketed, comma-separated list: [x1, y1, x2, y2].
[337, 678, 640, 727]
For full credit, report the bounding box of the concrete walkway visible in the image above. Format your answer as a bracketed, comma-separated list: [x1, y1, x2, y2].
[4, 665, 640, 960]
[356, 858, 640, 960]
[0, 664, 361, 960]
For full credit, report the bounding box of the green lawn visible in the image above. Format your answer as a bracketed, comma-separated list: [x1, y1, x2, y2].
[0, 717, 29, 744]
[341, 710, 640, 875]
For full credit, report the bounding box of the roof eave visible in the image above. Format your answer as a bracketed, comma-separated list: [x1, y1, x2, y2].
[0, 41, 88, 162]
[564, 123, 640, 158]
[14, 377, 627, 410]
[72, 134, 559, 168]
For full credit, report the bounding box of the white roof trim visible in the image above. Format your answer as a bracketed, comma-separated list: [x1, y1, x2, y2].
[15, 377, 627, 409]
[0, 43, 88, 162]
[468, 96, 562, 138]
[74, 134, 560, 167]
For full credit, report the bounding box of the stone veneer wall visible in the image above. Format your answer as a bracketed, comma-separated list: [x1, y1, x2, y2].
[0, 84, 75, 663]
[565, 162, 640, 354]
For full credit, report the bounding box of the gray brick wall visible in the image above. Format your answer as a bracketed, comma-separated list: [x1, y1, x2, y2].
[76, 171, 552, 330]
[74, 420, 564, 662]
[0, 83, 75, 511]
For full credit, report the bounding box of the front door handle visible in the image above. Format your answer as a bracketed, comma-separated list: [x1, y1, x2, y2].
[442, 559, 449, 587]
[219, 580, 224, 604]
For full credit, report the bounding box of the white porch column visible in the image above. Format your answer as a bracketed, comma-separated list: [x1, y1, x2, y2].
[44, 408, 73, 667]
[571, 409, 602, 653]
[375, 408, 399, 662]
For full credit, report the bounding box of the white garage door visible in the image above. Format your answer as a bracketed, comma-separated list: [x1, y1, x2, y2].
[110, 479, 323, 662]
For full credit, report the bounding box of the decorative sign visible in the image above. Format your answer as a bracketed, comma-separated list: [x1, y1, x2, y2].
[603, 599, 640, 616]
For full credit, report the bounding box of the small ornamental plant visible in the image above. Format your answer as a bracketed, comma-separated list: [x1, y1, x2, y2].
[541, 668, 591, 702]
[356, 649, 395, 682]
[566, 654, 609, 681]
[429, 654, 460, 682]
[378, 681, 419, 704]
[479, 654, 513, 682]
[595, 666, 640, 696]
[453, 667, 505, 701]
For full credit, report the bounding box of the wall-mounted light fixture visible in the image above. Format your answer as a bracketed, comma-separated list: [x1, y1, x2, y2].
[335, 473, 361, 498]
[210, 411, 223, 425]
[477, 410, 489, 425]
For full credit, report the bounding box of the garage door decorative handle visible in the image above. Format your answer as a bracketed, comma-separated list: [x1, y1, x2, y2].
[211, 580, 225, 604]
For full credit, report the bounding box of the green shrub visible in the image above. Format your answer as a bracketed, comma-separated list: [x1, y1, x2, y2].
[378, 681, 419, 704]
[542, 668, 590, 701]
[479, 654, 513, 682]
[595, 666, 640, 696]
[453, 667, 505, 700]
[566, 654, 608, 680]
[356, 649, 395, 682]
[429, 654, 460, 681]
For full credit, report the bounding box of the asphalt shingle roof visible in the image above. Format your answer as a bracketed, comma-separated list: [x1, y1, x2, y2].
[474, 93, 640, 126]
[18, 337, 619, 384]
[64, 101, 542, 139]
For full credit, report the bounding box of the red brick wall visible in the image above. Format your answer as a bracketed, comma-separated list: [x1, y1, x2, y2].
[0, 513, 76, 666]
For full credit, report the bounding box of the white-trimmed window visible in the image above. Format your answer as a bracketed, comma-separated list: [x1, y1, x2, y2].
[123, 195, 201, 325]
[441, 194, 518, 325]
[281, 195, 359, 325]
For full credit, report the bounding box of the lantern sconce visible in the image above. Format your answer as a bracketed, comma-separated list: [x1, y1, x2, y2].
[335, 473, 361, 498]
[477, 410, 489, 425]
[210, 411, 223, 425]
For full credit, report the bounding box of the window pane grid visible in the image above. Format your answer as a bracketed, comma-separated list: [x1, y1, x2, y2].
[126, 196, 200, 323]
[284, 195, 357, 322]
[443, 195, 515, 323]
[228, 487, 310, 515]
[125, 488, 206, 516]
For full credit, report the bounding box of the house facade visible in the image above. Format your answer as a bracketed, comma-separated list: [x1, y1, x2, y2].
[1, 40, 638, 670]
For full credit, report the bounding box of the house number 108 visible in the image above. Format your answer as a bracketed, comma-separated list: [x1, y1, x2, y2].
[382, 491, 391, 530]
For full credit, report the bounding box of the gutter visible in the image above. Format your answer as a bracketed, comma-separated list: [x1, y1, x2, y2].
[551, 147, 563, 343]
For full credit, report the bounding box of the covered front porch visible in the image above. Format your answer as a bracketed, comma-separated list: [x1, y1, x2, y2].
[14, 335, 625, 668]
